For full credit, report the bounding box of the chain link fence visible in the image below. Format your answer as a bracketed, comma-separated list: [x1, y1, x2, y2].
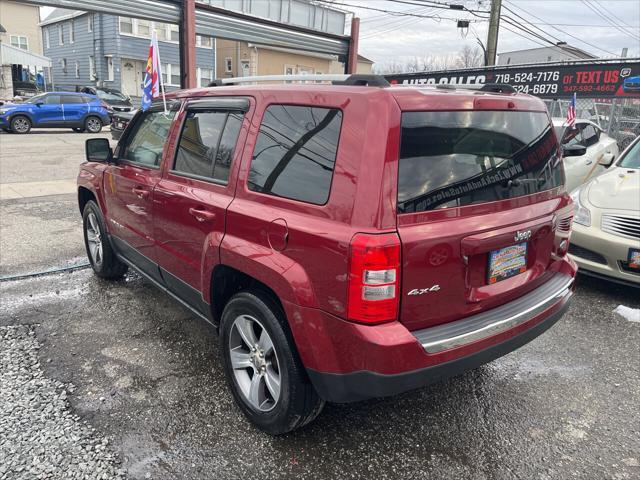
[544, 97, 640, 151]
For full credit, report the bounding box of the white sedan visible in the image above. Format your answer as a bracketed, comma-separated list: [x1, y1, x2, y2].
[554, 118, 619, 192]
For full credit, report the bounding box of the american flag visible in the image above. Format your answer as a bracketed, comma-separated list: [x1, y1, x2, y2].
[566, 92, 576, 129]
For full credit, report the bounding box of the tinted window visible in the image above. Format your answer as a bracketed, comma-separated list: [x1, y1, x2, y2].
[581, 125, 599, 147]
[561, 124, 584, 146]
[61, 95, 85, 104]
[249, 105, 342, 205]
[122, 111, 175, 167]
[174, 111, 226, 179]
[398, 111, 563, 213]
[214, 112, 243, 182]
[44, 95, 61, 105]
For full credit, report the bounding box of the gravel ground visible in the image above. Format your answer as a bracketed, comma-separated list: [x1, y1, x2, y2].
[0, 325, 124, 480]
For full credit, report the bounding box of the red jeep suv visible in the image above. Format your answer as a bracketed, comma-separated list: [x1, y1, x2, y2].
[78, 75, 578, 434]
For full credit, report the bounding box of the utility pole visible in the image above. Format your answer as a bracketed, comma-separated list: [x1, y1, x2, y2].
[486, 0, 502, 66]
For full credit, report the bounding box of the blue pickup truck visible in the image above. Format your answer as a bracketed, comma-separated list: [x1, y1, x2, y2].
[0, 92, 111, 134]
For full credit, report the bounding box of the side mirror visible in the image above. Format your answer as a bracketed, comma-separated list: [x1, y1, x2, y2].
[86, 138, 113, 163]
[599, 153, 615, 168]
[563, 144, 587, 157]
[35, 101, 44, 107]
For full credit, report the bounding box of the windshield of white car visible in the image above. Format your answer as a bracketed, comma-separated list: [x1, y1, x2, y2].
[619, 139, 640, 169]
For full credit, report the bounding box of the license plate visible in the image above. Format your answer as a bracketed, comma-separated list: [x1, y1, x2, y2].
[628, 249, 640, 269]
[488, 243, 528, 284]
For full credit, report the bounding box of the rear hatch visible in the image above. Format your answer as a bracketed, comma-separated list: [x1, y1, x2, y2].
[396, 107, 568, 331]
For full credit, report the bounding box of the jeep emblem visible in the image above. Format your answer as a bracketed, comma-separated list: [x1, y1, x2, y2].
[514, 230, 532, 242]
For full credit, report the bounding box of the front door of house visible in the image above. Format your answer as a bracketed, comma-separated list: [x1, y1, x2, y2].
[121, 59, 144, 97]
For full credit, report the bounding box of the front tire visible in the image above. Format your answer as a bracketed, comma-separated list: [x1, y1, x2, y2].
[82, 200, 127, 279]
[220, 291, 324, 435]
[10, 115, 31, 134]
[85, 116, 103, 133]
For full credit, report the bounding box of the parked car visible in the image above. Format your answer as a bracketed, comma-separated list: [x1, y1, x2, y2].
[78, 76, 578, 434]
[0, 92, 111, 134]
[110, 109, 136, 140]
[554, 118, 619, 192]
[79, 86, 134, 113]
[622, 75, 640, 93]
[569, 135, 640, 287]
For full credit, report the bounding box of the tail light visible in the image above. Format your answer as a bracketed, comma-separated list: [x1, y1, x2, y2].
[347, 233, 401, 325]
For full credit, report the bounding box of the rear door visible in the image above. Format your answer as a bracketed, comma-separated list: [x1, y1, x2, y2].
[104, 108, 176, 279]
[396, 109, 569, 331]
[152, 98, 249, 309]
[60, 95, 87, 124]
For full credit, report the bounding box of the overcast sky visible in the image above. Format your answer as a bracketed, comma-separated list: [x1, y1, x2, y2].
[41, 0, 639, 65]
[329, 0, 640, 65]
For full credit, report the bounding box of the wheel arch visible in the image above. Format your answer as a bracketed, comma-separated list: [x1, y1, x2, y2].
[8, 111, 34, 126]
[78, 186, 97, 214]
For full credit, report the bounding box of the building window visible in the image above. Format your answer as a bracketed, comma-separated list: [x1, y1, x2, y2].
[171, 65, 180, 86]
[169, 24, 179, 42]
[45, 29, 50, 49]
[59, 25, 64, 45]
[162, 64, 180, 86]
[198, 68, 213, 87]
[106, 57, 114, 81]
[119, 17, 133, 35]
[89, 56, 96, 80]
[225, 57, 233, 73]
[61, 58, 68, 74]
[70, 20, 75, 43]
[88, 14, 94, 33]
[284, 65, 295, 75]
[10, 35, 28, 51]
[75, 61, 80, 78]
[196, 35, 212, 48]
[155, 22, 167, 41]
[137, 20, 151, 37]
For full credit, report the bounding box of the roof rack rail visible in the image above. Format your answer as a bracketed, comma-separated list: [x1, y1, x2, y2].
[207, 74, 390, 88]
[434, 83, 516, 94]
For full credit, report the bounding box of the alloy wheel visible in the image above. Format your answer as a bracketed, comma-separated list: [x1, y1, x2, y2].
[229, 314, 281, 412]
[12, 117, 30, 133]
[86, 212, 103, 267]
[86, 118, 101, 133]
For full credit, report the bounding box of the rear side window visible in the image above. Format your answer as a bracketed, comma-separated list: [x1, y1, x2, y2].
[248, 105, 342, 205]
[121, 110, 175, 167]
[61, 95, 85, 104]
[398, 111, 563, 213]
[173, 110, 243, 183]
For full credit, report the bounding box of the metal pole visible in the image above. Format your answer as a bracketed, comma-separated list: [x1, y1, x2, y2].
[486, 0, 502, 66]
[180, 0, 197, 89]
[346, 17, 360, 74]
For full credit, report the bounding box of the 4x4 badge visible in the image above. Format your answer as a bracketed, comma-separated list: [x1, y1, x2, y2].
[408, 285, 441, 296]
[514, 230, 532, 242]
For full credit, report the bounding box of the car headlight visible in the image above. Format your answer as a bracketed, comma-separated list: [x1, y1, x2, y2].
[570, 188, 591, 227]
[0, 109, 9, 115]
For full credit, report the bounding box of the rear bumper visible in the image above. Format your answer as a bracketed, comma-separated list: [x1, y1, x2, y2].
[287, 267, 575, 403]
[308, 298, 570, 402]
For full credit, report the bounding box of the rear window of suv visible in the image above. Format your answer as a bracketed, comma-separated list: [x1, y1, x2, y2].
[398, 110, 563, 213]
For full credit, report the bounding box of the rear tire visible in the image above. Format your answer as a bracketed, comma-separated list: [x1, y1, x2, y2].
[10, 115, 31, 134]
[85, 116, 103, 133]
[220, 290, 324, 435]
[82, 200, 127, 279]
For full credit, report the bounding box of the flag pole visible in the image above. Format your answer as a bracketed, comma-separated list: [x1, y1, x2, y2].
[152, 30, 168, 115]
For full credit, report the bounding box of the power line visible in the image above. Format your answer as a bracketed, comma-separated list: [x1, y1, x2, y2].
[582, 0, 640, 42]
[503, 0, 620, 57]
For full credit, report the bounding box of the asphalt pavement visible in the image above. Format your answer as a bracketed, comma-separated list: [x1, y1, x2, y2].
[1, 130, 639, 479]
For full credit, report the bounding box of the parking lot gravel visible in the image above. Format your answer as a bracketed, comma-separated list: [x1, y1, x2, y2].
[0, 325, 124, 480]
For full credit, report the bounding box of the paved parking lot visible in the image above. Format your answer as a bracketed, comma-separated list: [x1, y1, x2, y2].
[1, 130, 639, 479]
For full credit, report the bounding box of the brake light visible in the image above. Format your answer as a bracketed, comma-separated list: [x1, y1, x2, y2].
[347, 233, 401, 325]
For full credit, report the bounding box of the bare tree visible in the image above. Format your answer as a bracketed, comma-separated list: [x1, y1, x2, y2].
[455, 45, 483, 69]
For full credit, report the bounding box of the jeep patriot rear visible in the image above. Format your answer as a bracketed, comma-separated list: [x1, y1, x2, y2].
[78, 75, 577, 434]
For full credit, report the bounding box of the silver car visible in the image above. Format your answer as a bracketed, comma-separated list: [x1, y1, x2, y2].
[569, 136, 640, 287]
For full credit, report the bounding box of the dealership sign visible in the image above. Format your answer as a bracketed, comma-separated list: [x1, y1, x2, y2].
[385, 60, 640, 98]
